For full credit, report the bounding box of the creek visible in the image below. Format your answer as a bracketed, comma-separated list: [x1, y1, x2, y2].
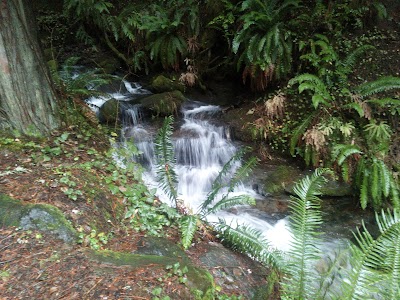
[86, 79, 375, 255]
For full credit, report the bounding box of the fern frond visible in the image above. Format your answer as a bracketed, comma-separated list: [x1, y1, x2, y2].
[180, 215, 199, 249]
[284, 168, 330, 300]
[332, 144, 362, 166]
[154, 116, 178, 204]
[356, 76, 400, 98]
[366, 97, 400, 107]
[360, 171, 369, 209]
[226, 156, 258, 193]
[370, 158, 381, 207]
[206, 195, 255, 215]
[201, 148, 250, 211]
[341, 209, 400, 300]
[215, 219, 282, 269]
[342, 45, 375, 71]
[289, 112, 315, 156]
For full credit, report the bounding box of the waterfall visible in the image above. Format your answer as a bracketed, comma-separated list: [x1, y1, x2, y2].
[116, 99, 294, 251]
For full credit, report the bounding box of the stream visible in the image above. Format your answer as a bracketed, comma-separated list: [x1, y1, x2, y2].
[86, 79, 375, 255]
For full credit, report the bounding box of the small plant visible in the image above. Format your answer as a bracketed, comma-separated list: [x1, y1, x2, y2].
[232, 0, 299, 90]
[78, 228, 110, 250]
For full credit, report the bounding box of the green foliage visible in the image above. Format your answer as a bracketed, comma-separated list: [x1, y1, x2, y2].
[340, 209, 400, 299]
[333, 143, 399, 210]
[63, 0, 201, 72]
[282, 168, 330, 299]
[232, 0, 299, 90]
[355, 76, 400, 98]
[139, 1, 196, 70]
[296, 0, 388, 35]
[288, 74, 333, 108]
[154, 116, 178, 206]
[216, 220, 282, 268]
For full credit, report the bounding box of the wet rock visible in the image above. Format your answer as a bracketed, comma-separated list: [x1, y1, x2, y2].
[284, 173, 353, 197]
[140, 90, 186, 116]
[220, 105, 259, 142]
[0, 193, 77, 243]
[253, 164, 353, 198]
[98, 98, 120, 124]
[256, 165, 303, 196]
[150, 75, 185, 93]
[197, 242, 270, 299]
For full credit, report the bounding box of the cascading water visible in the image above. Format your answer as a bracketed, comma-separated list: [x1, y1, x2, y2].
[84, 77, 382, 297]
[118, 98, 294, 251]
[87, 78, 373, 252]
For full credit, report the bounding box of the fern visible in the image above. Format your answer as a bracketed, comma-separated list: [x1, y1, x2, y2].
[232, 0, 299, 90]
[289, 112, 315, 156]
[201, 147, 250, 211]
[180, 215, 199, 249]
[206, 195, 255, 215]
[289, 73, 333, 108]
[283, 168, 331, 299]
[153, 119, 259, 251]
[215, 220, 282, 269]
[154, 116, 178, 206]
[332, 144, 362, 166]
[356, 76, 400, 98]
[340, 209, 400, 300]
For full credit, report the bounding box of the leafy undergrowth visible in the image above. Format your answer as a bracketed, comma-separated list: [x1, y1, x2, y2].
[0, 129, 259, 299]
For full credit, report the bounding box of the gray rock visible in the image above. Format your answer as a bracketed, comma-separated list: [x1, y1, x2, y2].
[0, 193, 77, 243]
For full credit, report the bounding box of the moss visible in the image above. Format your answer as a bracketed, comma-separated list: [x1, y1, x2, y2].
[261, 165, 303, 196]
[0, 193, 77, 243]
[89, 249, 215, 297]
[98, 98, 120, 124]
[140, 91, 186, 116]
[150, 75, 185, 93]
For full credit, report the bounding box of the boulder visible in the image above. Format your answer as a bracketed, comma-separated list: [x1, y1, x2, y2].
[140, 90, 186, 116]
[254, 164, 353, 198]
[0, 193, 77, 243]
[150, 75, 185, 93]
[98, 98, 120, 124]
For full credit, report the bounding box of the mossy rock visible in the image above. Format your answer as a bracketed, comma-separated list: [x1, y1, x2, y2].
[260, 165, 303, 196]
[283, 172, 353, 197]
[88, 249, 214, 298]
[221, 105, 259, 142]
[150, 75, 185, 93]
[134, 236, 189, 261]
[0, 193, 77, 243]
[140, 90, 186, 116]
[98, 98, 120, 124]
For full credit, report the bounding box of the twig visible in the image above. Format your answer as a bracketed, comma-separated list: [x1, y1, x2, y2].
[84, 278, 103, 296]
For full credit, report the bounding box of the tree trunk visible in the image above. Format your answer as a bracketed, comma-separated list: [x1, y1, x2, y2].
[0, 0, 59, 135]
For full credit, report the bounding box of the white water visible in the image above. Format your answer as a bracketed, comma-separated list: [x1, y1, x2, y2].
[117, 99, 294, 251]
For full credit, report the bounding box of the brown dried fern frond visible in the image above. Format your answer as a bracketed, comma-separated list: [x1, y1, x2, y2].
[351, 93, 372, 120]
[302, 127, 326, 152]
[264, 92, 286, 119]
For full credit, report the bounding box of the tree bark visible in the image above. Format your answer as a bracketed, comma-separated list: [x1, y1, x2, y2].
[0, 0, 59, 135]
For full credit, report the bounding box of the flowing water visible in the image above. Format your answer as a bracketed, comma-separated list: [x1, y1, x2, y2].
[87, 79, 374, 254]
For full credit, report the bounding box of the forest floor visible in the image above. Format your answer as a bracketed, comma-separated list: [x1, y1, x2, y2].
[0, 129, 269, 300]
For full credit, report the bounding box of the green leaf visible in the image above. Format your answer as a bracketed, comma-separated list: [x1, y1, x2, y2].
[206, 195, 255, 215]
[180, 215, 198, 249]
